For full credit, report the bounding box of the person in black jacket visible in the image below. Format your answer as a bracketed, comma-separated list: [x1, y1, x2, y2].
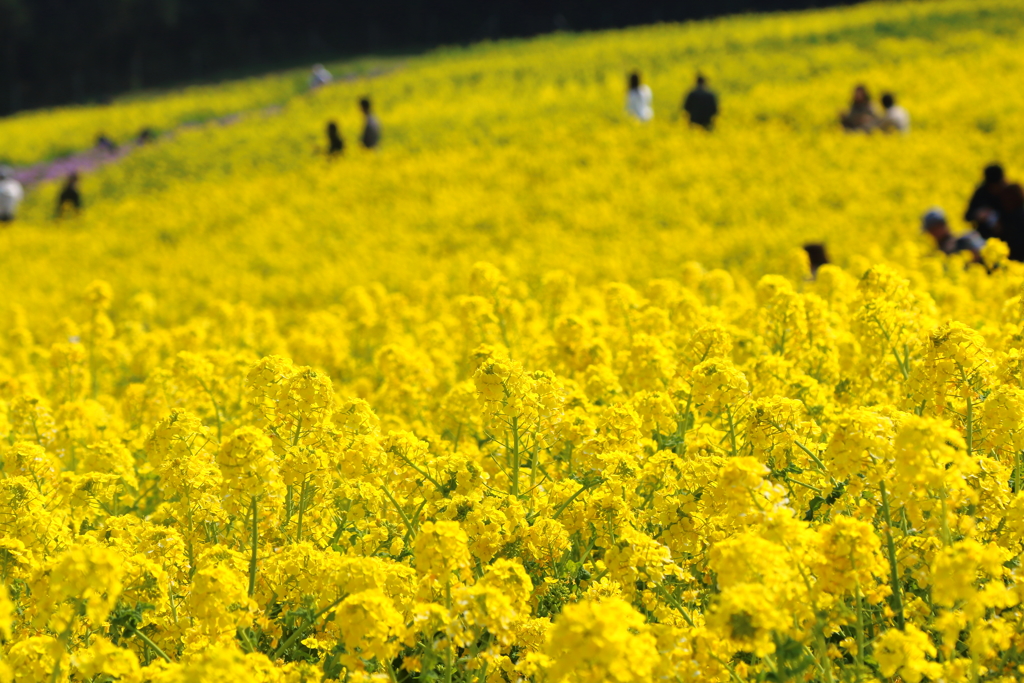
[964, 164, 1008, 238]
[56, 172, 82, 218]
[998, 183, 1024, 261]
[682, 75, 718, 130]
[326, 121, 344, 156]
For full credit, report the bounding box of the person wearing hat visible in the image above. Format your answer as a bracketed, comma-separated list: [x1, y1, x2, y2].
[922, 207, 984, 260]
[0, 167, 24, 223]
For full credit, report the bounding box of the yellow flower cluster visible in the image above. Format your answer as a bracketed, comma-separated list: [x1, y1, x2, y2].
[3, 0, 1024, 681]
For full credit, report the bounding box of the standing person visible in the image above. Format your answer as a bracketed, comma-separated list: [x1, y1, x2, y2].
[359, 97, 382, 149]
[839, 85, 879, 132]
[326, 121, 344, 156]
[0, 167, 24, 224]
[56, 173, 82, 218]
[964, 164, 1008, 237]
[921, 207, 984, 260]
[625, 71, 653, 122]
[878, 93, 910, 133]
[998, 183, 1024, 261]
[310, 64, 333, 89]
[682, 74, 718, 130]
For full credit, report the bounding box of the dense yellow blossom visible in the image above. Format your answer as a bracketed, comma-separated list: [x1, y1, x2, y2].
[3, 0, 1024, 681]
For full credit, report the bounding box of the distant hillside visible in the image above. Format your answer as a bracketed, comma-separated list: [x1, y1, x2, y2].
[0, 0, 861, 115]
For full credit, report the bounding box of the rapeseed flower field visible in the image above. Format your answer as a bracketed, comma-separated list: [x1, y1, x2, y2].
[3, 0, 1024, 680]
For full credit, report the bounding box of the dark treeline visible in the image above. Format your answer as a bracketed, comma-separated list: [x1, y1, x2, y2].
[0, 0, 856, 116]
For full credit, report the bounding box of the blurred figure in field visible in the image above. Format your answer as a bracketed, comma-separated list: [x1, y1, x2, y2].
[326, 121, 344, 156]
[965, 164, 1008, 238]
[136, 127, 155, 145]
[921, 207, 984, 259]
[95, 132, 118, 154]
[360, 97, 381, 149]
[840, 85, 879, 132]
[0, 167, 25, 223]
[625, 71, 653, 122]
[310, 64, 333, 89]
[682, 74, 718, 130]
[998, 183, 1024, 261]
[803, 243, 829, 277]
[878, 93, 910, 133]
[56, 172, 82, 218]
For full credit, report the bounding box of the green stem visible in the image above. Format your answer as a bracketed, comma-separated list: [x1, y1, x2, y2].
[382, 485, 416, 538]
[725, 405, 738, 456]
[1015, 450, 1022, 494]
[445, 579, 454, 683]
[296, 477, 308, 543]
[272, 597, 344, 659]
[965, 400, 973, 457]
[879, 481, 906, 629]
[129, 625, 172, 662]
[511, 415, 521, 496]
[386, 659, 401, 683]
[855, 583, 866, 680]
[248, 496, 259, 597]
[549, 479, 603, 521]
[196, 377, 223, 441]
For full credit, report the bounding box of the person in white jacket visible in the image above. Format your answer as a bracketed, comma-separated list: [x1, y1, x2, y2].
[626, 72, 653, 122]
[879, 92, 910, 133]
[0, 167, 24, 223]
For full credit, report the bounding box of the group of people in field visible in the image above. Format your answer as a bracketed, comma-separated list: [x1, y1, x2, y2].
[3, 62, 1019, 273]
[312, 64, 382, 156]
[839, 84, 910, 133]
[324, 97, 382, 156]
[922, 164, 1024, 263]
[0, 168, 84, 224]
[803, 164, 1024, 276]
[624, 72, 720, 129]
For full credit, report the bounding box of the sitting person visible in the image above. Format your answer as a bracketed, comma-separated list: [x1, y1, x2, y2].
[878, 93, 910, 133]
[840, 85, 879, 132]
[921, 207, 984, 260]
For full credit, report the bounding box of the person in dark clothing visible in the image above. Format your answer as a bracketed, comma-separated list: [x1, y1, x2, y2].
[359, 97, 381, 149]
[998, 183, 1024, 261]
[95, 133, 118, 154]
[839, 85, 879, 132]
[326, 121, 344, 156]
[922, 207, 984, 260]
[964, 164, 1008, 238]
[56, 173, 82, 218]
[803, 243, 829, 277]
[682, 75, 718, 129]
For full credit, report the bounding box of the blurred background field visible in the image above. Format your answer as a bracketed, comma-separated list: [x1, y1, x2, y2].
[0, 0, 1022, 328]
